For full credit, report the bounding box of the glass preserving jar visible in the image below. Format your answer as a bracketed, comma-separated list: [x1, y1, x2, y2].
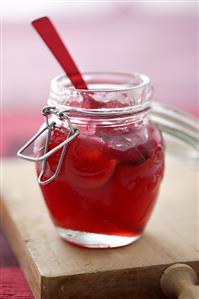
[18, 72, 165, 248]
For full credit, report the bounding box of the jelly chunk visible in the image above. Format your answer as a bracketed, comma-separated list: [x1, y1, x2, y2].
[96, 125, 153, 164]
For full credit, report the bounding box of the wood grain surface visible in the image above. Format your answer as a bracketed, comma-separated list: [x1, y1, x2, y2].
[0, 156, 198, 299]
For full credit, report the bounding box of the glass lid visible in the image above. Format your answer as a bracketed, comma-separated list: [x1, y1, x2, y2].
[150, 102, 199, 166]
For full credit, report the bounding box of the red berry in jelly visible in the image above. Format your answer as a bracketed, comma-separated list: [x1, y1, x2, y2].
[63, 137, 117, 189]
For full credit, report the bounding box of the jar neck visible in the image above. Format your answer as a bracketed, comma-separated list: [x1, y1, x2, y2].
[52, 108, 150, 128]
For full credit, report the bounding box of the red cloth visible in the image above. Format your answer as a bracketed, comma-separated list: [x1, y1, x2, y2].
[0, 228, 34, 299]
[0, 268, 34, 299]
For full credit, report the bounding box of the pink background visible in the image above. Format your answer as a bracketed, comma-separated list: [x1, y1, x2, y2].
[2, 2, 198, 156]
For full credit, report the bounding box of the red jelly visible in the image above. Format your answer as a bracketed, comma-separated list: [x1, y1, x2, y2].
[34, 72, 165, 248]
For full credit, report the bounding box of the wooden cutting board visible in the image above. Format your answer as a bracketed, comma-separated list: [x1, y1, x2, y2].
[0, 156, 198, 299]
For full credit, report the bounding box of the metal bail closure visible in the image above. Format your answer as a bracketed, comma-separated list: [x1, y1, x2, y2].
[17, 106, 80, 185]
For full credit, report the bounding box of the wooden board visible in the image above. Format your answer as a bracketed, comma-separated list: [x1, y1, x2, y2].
[0, 156, 199, 299]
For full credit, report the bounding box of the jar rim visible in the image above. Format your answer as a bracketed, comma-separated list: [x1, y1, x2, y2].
[51, 71, 151, 93]
[48, 71, 153, 116]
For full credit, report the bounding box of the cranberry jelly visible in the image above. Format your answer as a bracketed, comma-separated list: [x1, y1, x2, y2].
[35, 120, 164, 247]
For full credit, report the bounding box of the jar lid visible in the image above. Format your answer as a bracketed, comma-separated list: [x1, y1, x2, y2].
[150, 102, 199, 164]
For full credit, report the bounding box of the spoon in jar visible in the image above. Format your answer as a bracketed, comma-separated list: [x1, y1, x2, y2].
[32, 16, 88, 90]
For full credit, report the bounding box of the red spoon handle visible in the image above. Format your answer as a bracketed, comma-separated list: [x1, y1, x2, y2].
[32, 17, 88, 89]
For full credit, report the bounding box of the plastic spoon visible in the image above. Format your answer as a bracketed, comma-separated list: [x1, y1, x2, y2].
[32, 16, 88, 89]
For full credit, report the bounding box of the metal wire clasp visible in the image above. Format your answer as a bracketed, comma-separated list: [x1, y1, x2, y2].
[17, 106, 79, 185]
